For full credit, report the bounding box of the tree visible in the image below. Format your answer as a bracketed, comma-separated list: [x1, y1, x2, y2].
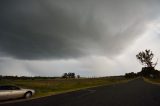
[136, 49, 158, 68]
[68, 72, 75, 78]
[125, 72, 137, 79]
[62, 73, 68, 79]
[62, 72, 76, 79]
[77, 75, 80, 79]
[70, 73, 75, 78]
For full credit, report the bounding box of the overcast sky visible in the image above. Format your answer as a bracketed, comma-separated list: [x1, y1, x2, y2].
[0, 0, 160, 77]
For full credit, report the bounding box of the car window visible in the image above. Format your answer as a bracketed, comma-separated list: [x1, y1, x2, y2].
[0, 86, 10, 90]
[0, 86, 20, 90]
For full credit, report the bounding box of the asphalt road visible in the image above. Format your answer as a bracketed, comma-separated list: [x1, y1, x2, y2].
[1, 78, 160, 106]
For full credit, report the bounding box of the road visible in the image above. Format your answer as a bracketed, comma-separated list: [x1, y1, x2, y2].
[1, 78, 160, 106]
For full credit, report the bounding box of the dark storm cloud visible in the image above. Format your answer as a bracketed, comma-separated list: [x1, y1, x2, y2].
[0, 0, 160, 59]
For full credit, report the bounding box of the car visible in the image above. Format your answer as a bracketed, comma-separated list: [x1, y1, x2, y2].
[0, 85, 35, 101]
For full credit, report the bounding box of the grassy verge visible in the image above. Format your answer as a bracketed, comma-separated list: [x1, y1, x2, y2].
[143, 77, 160, 85]
[0, 76, 128, 98]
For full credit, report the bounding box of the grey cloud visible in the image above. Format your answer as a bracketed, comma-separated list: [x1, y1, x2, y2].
[0, 0, 160, 60]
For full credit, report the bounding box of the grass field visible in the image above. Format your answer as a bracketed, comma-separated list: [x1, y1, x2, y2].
[0, 76, 128, 98]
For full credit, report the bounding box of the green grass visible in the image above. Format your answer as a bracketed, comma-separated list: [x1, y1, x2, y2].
[0, 77, 128, 98]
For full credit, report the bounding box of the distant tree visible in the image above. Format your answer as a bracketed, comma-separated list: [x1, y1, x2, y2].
[125, 72, 137, 79]
[136, 49, 158, 68]
[68, 73, 75, 78]
[62, 73, 76, 79]
[71, 73, 75, 78]
[62, 73, 68, 79]
[77, 75, 80, 79]
[68, 73, 71, 78]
